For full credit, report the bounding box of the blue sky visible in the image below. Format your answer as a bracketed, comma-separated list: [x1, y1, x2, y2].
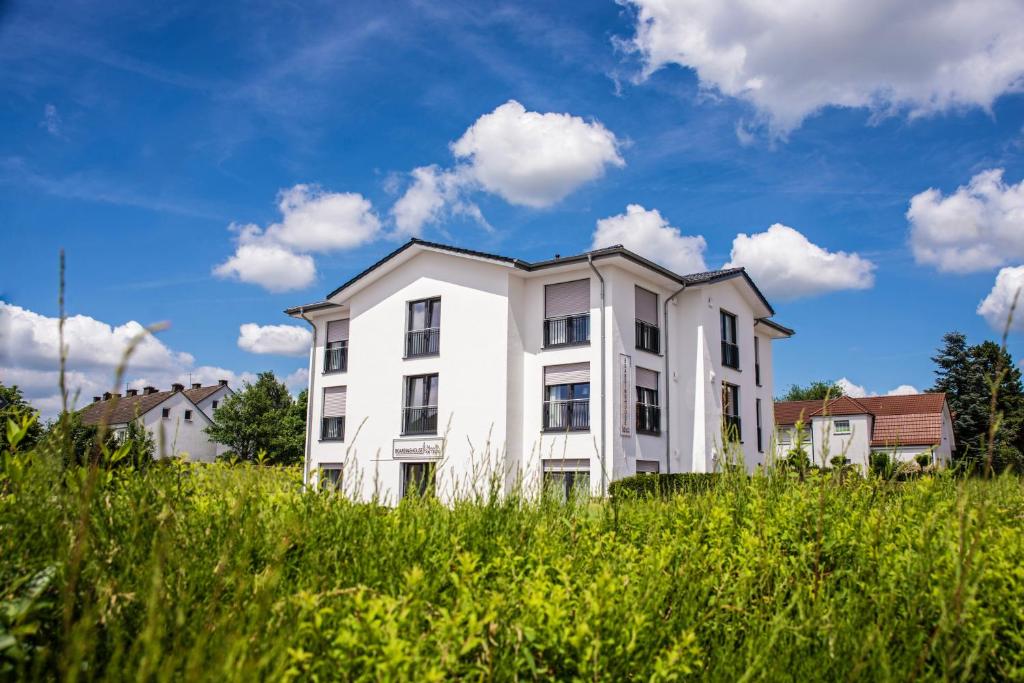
[2, 0, 1023, 414]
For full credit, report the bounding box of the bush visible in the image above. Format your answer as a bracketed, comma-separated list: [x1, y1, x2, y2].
[869, 451, 892, 477]
[608, 472, 721, 500]
[915, 452, 933, 468]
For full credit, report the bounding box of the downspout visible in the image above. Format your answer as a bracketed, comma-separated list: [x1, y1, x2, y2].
[663, 283, 689, 474]
[587, 255, 607, 496]
[298, 307, 317, 488]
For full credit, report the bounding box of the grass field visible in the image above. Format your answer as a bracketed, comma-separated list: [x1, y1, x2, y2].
[3, 446, 1024, 681]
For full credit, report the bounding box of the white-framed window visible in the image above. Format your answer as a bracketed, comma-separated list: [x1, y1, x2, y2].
[834, 419, 851, 435]
[779, 428, 792, 445]
[184, 409, 193, 422]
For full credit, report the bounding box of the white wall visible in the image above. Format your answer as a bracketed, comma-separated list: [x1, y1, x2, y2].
[139, 392, 217, 462]
[810, 414, 873, 468]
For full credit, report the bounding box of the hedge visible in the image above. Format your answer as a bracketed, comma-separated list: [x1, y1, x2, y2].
[608, 472, 721, 499]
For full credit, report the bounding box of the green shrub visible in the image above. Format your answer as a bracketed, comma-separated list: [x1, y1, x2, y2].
[608, 472, 720, 499]
[915, 452, 933, 468]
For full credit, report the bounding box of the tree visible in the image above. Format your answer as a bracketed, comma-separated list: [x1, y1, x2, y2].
[49, 411, 156, 468]
[0, 384, 43, 452]
[779, 380, 845, 402]
[204, 372, 307, 465]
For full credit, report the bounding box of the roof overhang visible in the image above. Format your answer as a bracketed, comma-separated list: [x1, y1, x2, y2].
[756, 317, 795, 339]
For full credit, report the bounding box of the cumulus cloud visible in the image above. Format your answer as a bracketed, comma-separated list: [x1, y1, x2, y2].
[282, 367, 310, 394]
[592, 204, 707, 274]
[237, 323, 311, 356]
[887, 385, 921, 396]
[836, 377, 868, 399]
[390, 166, 488, 238]
[908, 169, 1024, 273]
[215, 184, 381, 292]
[0, 302, 258, 418]
[623, 0, 1024, 135]
[977, 265, 1024, 332]
[725, 224, 875, 300]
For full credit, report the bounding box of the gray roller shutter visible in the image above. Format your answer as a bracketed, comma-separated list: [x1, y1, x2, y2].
[326, 319, 350, 343]
[323, 386, 347, 417]
[636, 460, 660, 473]
[544, 362, 590, 386]
[636, 367, 659, 390]
[545, 279, 590, 318]
[635, 287, 658, 325]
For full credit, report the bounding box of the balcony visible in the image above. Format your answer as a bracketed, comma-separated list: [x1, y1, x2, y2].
[721, 341, 740, 369]
[321, 416, 345, 441]
[543, 399, 590, 432]
[635, 319, 660, 354]
[543, 313, 590, 348]
[723, 415, 742, 442]
[406, 328, 440, 358]
[323, 343, 348, 373]
[402, 406, 438, 435]
[636, 404, 661, 435]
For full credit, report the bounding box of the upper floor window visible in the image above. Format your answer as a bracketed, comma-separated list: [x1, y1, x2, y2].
[161, 407, 170, 419]
[543, 362, 590, 432]
[321, 386, 346, 441]
[184, 409, 193, 422]
[212, 400, 219, 411]
[324, 319, 349, 373]
[721, 310, 740, 369]
[635, 286, 660, 354]
[406, 298, 441, 358]
[402, 374, 439, 435]
[635, 367, 660, 435]
[722, 382, 741, 442]
[834, 419, 851, 435]
[544, 279, 590, 347]
[754, 336, 761, 386]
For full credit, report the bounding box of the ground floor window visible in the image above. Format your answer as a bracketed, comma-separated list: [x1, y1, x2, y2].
[402, 461, 436, 499]
[542, 458, 591, 502]
[319, 466, 342, 491]
[636, 459, 660, 474]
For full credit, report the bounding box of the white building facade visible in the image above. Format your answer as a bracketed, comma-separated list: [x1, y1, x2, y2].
[288, 239, 792, 502]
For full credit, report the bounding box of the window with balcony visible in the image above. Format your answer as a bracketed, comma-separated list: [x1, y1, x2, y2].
[543, 279, 590, 347]
[321, 386, 346, 441]
[406, 298, 440, 358]
[324, 319, 349, 373]
[635, 367, 661, 435]
[635, 286, 660, 354]
[402, 374, 439, 435]
[722, 382, 741, 442]
[402, 461, 436, 499]
[756, 398, 763, 453]
[754, 336, 761, 386]
[721, 310, 740, 369]
[543, 362, 590, 432]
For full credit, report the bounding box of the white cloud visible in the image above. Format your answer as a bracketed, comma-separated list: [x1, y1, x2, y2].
[0, 302, 258, 418]
[40, 104, 63, 138]
[214, 243, 316, 292]
[887, 385, 920, 396]
[214, 184, 380, 292]
[725, 224, 875, 300]
[977, 265, 1024, 332]
[908, 169, 1024, 273]
[390, 165, 488, 238]
[237, 323, 311, 356]
[282, 367, 309, 394]
[836, 377, 868, 399]
[592, 204, 707, 274]
[623, 0, 1024, 135]
[451, 100, 624, 208]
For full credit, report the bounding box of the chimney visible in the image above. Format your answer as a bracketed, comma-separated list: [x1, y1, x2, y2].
[92, 396, 101, 403]
[192, 382, 202, 390]
[143, 386, 158, 395]
[102, 392, 112, 401]
[218, 379, 228, 387]
[126, 389, 138, 397]
[111, 392, 122, 399]
[171, 383, 184, 392]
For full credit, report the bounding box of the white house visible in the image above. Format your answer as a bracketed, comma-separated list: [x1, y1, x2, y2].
[78, 380, 233, 461]
[287, 238, 793, 502]
[774, 393, 956, 468]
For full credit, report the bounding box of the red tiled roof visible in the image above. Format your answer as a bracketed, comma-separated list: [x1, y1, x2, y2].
[773, 400, 822, 426]
[871, 413, 943, 447]
[775, 392, 948, 447]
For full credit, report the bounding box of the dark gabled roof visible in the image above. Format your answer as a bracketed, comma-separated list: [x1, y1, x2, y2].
[184, 384, 229, 404]
[756, 317, 795, 337]
[79, 391, 175, 426]
[289, 238, 779, 317]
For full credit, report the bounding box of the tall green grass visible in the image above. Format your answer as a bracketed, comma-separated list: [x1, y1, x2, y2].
[2, 440, 1023, 681]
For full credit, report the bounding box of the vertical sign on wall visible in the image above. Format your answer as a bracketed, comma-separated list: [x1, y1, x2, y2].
[620, 353, 633, 436]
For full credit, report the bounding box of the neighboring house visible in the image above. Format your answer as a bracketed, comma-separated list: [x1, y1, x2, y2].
[78, 380, 232, 461]
[774, 393, 956, 468]
[286, 238, 793, 502]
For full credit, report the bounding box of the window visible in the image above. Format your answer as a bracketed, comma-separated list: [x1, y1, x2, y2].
[212, 400, 219, 411]
[543, 363, 590, 432]
[722, 382, 741, 441]
[779, 428, 792, 445]
[184, 409, 193, 422]
[402, 461, 436, 499]
[636, 460, 660, 474]
[635, 367, 660, 435]
[755, 398, 763, 453]
[721, 310, 739, 369]
[161, 407, 170, 419]
[324, 319, 349, 373]
[544, 279, 590, 347]
[542, 459, 591, 502]
[403, 374, 439, 435]
[834, 419, 851, 435]
[321, 386, 346, 441]
[319, 466, 342, 491]
[754, 336, 761, 386]
[635, 286, 660, 354]
[406, 298, 441, 357]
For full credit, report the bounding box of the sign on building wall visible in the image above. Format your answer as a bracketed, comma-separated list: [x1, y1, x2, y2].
[392, 438, 445, 460]
[620, 353, 633, 436]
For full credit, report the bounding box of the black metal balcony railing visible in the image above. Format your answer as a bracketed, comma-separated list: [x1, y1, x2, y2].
[321, 416, 345, 441]
[402, 406, 439, 435]
[635, 319, 660, 354]
[722, 341, 740, 369]
[406, 328, 440, 357]
[543, 314, 590, 347]
[723, 415, 742, 442]
[324, 343, 348, 373]
[636, 404, 661, 434]
[543, 399, 590, 432]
